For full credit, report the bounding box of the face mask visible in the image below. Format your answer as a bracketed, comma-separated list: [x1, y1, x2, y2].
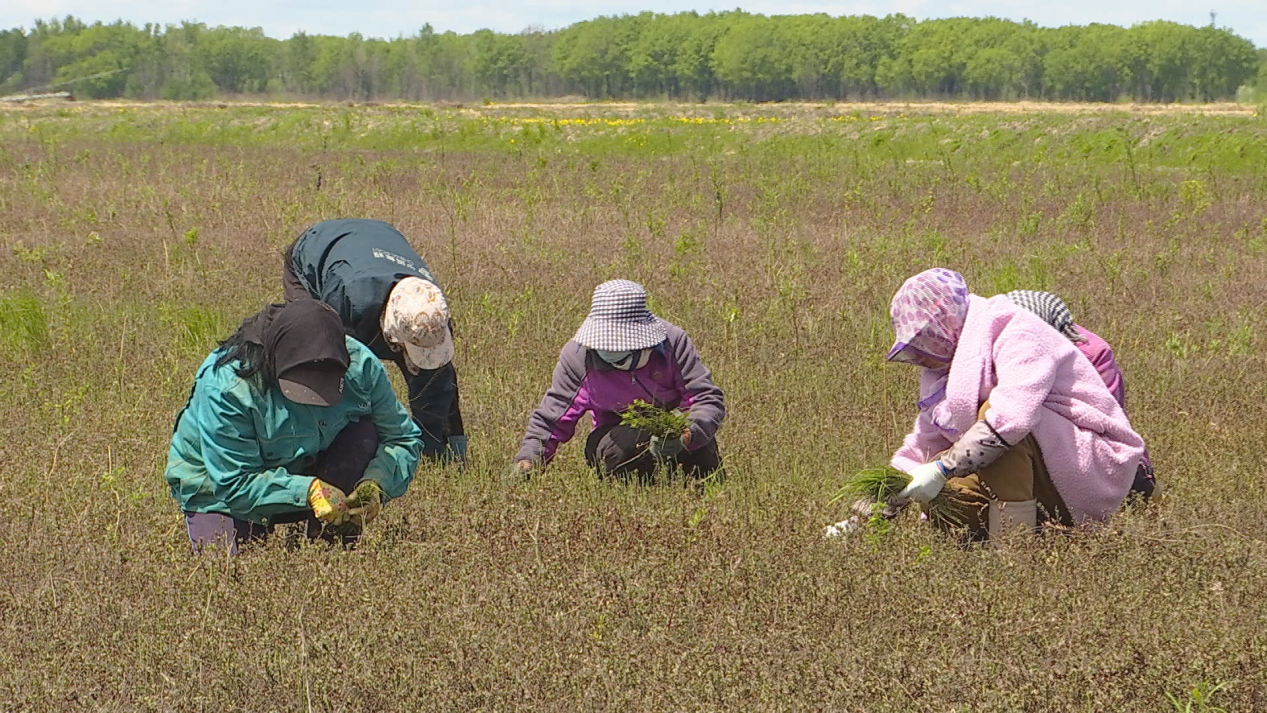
[595, 349, 651, 371]
[891, 346, 951, 371]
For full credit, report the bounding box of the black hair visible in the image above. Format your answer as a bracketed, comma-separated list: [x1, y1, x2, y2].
[214, 309, 277, 383]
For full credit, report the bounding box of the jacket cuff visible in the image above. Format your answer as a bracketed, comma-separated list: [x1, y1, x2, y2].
[890, 454, 923, 474]
[292, 476, 317, 508]
[686, 422, 710, 450]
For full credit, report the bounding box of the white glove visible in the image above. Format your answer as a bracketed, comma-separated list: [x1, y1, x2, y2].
[898, 461, 948, 503]
[823, 517, 863, 538]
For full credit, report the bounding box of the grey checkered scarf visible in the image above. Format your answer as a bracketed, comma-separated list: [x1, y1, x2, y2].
[1006, 290, 1086, 343]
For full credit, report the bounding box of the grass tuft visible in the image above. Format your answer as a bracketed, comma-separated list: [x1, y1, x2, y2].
[0, 290, 49, 354]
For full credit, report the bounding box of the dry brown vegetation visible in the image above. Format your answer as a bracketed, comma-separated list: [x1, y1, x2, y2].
[1, 104, 1266, 710]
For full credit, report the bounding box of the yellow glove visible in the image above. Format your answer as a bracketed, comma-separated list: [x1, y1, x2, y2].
[345, 480, 383, 528]
[307, 479, 349, 525]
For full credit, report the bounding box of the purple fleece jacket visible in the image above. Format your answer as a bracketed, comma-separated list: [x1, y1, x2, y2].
[1073, 325, 1125, 409]
[516, 322, 725, 466]
[1075, 324, 1151, 469]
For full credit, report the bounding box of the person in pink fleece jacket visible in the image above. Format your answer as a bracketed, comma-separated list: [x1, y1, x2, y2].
[1004, 290, 1154, 500]
[885, 269, 1146, 540]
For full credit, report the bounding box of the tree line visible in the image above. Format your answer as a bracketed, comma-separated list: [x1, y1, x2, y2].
[1, 13, 1263, 103]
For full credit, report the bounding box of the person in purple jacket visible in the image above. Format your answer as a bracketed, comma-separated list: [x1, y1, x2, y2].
[512, 279, 725, 483]
[1005, 290, 1155, 499]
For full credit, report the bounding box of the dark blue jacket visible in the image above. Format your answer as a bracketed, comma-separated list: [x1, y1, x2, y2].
[284, 219, 463, 457]
[286, 219, 438, 361]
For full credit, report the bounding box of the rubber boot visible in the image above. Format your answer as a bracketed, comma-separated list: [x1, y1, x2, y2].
[988, 499, 1038, 537]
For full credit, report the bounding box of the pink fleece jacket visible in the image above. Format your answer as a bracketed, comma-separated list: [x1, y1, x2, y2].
[891, 295, 1145, 522]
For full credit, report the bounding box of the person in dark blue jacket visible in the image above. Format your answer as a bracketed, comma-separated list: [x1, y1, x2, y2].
[284, 219, 466, 462]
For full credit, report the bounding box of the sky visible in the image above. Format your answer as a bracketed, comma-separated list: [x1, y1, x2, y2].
[3, 0, 1264, 47]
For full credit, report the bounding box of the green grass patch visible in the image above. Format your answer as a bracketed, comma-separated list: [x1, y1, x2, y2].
[0, 289, 49, 354]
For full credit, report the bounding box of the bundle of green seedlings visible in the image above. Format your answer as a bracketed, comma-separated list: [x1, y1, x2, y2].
[619, 401, 693, 484]
[619, 399, 689, 438]
[832, 465, 972, 526]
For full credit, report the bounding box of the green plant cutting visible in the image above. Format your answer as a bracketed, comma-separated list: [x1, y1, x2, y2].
[619, 399, 689, 437]
[832, 465, 971, 525]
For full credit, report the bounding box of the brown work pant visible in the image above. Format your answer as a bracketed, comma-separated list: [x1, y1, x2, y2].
[933, 402, 1073, 540]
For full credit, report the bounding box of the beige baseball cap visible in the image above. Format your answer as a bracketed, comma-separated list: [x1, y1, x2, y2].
[382, 277, 454, 370]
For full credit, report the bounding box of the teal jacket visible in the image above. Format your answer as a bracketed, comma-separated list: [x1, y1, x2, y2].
[165, 337, 423, 523]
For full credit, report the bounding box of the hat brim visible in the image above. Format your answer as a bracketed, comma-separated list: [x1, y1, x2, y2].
[403, 330, 455, 371]
[886, 341, 952, 368]
[278, 363, 345, 407]
[573, 317, 668, 351]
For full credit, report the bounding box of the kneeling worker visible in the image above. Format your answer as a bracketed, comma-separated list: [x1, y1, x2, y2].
[166, 299, 422, 554]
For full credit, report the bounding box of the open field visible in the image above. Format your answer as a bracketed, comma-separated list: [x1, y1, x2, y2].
[2, 98, 1259, 116]
[2, 101, 1267, 710]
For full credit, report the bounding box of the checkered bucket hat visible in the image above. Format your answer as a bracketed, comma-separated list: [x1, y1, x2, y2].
[572, 280, 668, 351]
[1006, 290, 1086, 343]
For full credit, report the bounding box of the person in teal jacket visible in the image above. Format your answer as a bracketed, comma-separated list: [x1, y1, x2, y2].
[166, 298, 423, 555]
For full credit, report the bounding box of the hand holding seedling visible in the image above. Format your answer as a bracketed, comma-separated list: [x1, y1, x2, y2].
[307, 480, 350, 525]
[649, 434, 685, 459]
[622, 401, 694, 461]
[898, 461, 949, 503]
[345, 480, 383, 528]
[619, 400, 689, 436]
[620, 400, 693, 462]
[832, 465, 969, 527]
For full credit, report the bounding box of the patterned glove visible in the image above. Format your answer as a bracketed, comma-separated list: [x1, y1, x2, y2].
[307, 480, 349, 525]
[939, 420, 1010, 478]
[345, 480, 383, 528]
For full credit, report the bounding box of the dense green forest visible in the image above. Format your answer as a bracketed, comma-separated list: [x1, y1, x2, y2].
[1, 13, 1264, 103]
